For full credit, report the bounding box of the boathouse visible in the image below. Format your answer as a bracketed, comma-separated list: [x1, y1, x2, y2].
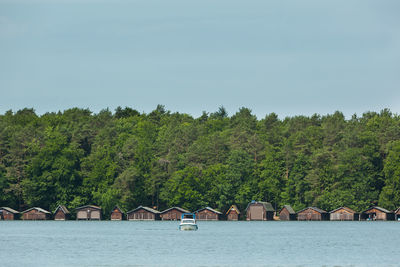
[160, 207, 190, 221]
[245, 201, 274, 221]
[110, 206, 124, 220]
[127, 206, 160, 220]
[75, 205, 102, 220]
[226, 205, 240, 221]
[0, 207, 19, 220]
[329, 207, 359, 221]
[297, 207, 329, 221]
[279, 205, 296, 221]
[21, 207, 51, 220]
[195, 207, 222, 221]
[53, 205, 70, 220]
[360, 206, 394, 221]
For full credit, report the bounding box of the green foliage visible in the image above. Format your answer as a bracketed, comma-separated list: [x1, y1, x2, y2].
[1, 107, 400, 218]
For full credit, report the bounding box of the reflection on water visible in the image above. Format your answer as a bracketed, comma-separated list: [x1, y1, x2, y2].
[0, 221, 399, 266]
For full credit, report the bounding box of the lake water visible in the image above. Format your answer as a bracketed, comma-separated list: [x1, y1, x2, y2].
[0, 221, 399, 266]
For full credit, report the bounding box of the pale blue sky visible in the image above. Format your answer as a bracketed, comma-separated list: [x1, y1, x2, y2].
[1, 0, 399, 118]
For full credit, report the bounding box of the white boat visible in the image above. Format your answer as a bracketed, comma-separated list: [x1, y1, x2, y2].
[179, 213, 198, 231]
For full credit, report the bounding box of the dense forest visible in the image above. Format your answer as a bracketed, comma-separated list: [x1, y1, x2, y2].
[1, 106, 400, 217]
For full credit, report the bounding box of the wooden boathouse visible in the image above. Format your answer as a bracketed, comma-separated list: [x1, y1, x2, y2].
[53, 205, 70, 220]
[246, 201, 274, 221]
[160, 207, 190, 221]
[127, 206, 160, 220]
[360, 206, 394, 221]
[0, 207, 19, 220]
[195, 207, 222, 221]
[21, 207, 51, 220]
[329, 207, 359, 221]
[279, 205, 296, 221]
[110, 206, 124, 220]
[297, 207, 329, 221]
[226, 205, 240, 221]
[75, 205, 102, 220]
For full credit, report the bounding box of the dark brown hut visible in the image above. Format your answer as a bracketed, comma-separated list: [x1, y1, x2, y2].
[195, 207, 222, 221]
[329, 207, 359, 221]
[21, 207, 51, 220]
[127, 206, 160, 220]
[360, 206, 394, 221]
[297, 207, 329, 221]
[53, 205, 70, 220]
[110, 206, 124, 220]
[226, 205, 240, 221]
[75, 205, 102, 220]
[279, 205, 296, 221]
[245, 201, 274, 221]
[0, 207, 19, 220]
[160, 207, 190, 221]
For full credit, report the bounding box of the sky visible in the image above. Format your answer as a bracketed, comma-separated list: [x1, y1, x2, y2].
[0, 0, 399, 119]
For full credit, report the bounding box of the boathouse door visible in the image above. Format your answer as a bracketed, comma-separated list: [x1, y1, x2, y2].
[251, 206, 263, 220]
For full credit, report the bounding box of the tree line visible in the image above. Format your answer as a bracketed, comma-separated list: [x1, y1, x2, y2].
[1, 106, 400, 216]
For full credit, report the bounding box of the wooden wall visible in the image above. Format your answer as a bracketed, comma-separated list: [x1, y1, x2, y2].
[0, 210, 15, 220]
[279, 208, 296, 221]
[54, 210, 67, 220]
[298, 208, 324, 221]
[23, 210, 49, 220]
[160, 209, 183, 220]
[363, 208, 389, 221]
[76, 208, 101, 220]
[111, 209, 123, 220]
[246, 204, 273, 221]
[128, 210, 156, 220]
[227, 211, 239, 221]
[330, 208, 357, 221]
[196, 209, 219, 221]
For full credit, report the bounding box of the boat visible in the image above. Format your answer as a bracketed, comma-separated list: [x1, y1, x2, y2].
[179, 213, 198, 231]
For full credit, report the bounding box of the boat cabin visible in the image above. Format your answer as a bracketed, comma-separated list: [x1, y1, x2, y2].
[0, 207, 19, 220]
[110, 206, 124, 220]
[226, 205, 240, 221]
[246, 201, 274, 221]
[297, 207, 329, 221]
[75, 205, 102, 220]
[195, 207, 222, 221]
[160, 207, 190, 221]
[127, 206, 160, 220]
[329, 207, 359, 221]
[53, 205, 70, 220]
[279, 205, 296, 221]
[21, 207, 51, 220]
[360, 206, 394, 221]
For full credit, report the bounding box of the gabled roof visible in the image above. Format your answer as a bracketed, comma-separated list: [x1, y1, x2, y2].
[0, 207, 19, 214]
[246, 201, 275, 212]
[280, 205, 296, 214]
[297, 207, 327, 214]
[226, 205, 240, 215]
[75, 205, 101, 210]
[54, 205, 70, 214]
[111, 205, 125, 214]
[195, 207, 222, 215]
[362, 206, 392, 214]
[21, 207, 51, 214]
[160, 207, 190, 214]
[330, 206, 357, 214]
[127, 206, 160, 214]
